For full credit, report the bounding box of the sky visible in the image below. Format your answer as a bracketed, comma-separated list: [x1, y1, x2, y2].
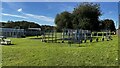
[1, 2, 119, 29]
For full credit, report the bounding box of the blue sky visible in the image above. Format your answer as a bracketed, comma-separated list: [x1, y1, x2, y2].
[1, 2, 119, 28]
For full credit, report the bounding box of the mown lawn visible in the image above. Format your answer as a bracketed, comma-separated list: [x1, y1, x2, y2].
[2, 35, 118, 66]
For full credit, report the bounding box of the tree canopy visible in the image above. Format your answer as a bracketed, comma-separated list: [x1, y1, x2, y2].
[72, 3, 101, 31]
[101, 19, 116, 31]
[55, 11, 73, 31]
[55, 2, 116, 31]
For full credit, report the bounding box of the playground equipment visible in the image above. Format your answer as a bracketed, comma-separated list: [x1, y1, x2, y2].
[41, 29, 113, 45]
[105, 30, 112, 41]
[41, 30, 57, 43]
[41, 29, 91, 43]
[61, 29, 92, 44]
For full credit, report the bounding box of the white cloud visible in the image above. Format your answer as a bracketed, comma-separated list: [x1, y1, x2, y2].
[17, 8, 22, 12]
[2, 7, 54, 23]
[2, 12, 54, 22]
[2, 13, 27, 19]
[24, 13, 54, 22]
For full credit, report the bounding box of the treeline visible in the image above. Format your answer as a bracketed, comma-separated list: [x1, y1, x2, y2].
[1, 21, 55, 31]
[1, 21, 41, 29]
[41, 25, 55, 31]
[55, 2, 116, 32]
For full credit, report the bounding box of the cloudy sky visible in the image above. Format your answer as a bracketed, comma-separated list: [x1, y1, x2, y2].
[1, 2, 119, 28]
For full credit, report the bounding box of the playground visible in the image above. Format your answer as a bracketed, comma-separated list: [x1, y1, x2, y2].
[41, 29, 114, 45]
[2, 31, 118, 66]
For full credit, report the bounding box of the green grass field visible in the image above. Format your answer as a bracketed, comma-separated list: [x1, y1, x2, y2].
[2, 35, 118, 66]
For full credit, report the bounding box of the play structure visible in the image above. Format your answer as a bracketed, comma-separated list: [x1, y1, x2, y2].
[61, 29, 92, 43]
[41, 29, 113, 44]
[41, 30, 57, 42]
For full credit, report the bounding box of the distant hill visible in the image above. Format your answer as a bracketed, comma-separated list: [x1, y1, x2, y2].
[0, 21, 41, 29]
[0, 21, 56, 31]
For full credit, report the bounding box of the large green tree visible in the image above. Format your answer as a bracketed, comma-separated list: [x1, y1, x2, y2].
[102, 19, 116, 31]
[55, 11, 73, 31]
[72, 2, 101, 31]
[55, 2, 102, 31]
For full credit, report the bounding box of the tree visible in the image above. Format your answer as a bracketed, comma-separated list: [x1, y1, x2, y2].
[41, 25, 55, 31]
[102, 19, 116, 31]
[3, 20, 41, 29]
[72, 2, 102, 31]
[99, 20, 105, 31]
[55, 11, 73, 31]
[0, 22, 6, 28]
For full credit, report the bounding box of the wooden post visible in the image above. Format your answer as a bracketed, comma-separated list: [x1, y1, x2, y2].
[48, 31, 49, 43]
[41, 34, 44, 42]
[55, 30, 57, 43]
[96, 32, 98, 42]
[84, 33, 86, 43]
[68, 30, 70, 40]
[52, 31, 53, 42]
[62, 29, 64, 43]
[90, 32, 92, 42]
[109, 31, 112, 40]
[102, 32, 104, 41]
[80, 30, 82, 43]
[44, 30, 46, 42]
[72, 31, 74, 42]
[68, 31, 71, 47]
[106, 31, 109, 41]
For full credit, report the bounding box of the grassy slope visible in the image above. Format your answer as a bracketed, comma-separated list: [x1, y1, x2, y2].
[2, 35, 118, 66]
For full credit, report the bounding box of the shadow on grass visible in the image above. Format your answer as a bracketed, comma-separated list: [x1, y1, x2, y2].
[1, 44, 16, 46]
[29, 38, 42, 39]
